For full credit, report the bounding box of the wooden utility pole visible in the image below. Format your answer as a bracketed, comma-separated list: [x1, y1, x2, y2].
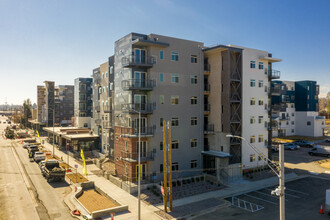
[163, 120, 167, 212]
[168, 121, 173, 211]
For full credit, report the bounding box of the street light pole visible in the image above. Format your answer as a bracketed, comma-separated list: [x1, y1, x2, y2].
[53, 103, 55, 157]
[138, 110, 141, 220]
[226, 134, 285, 220]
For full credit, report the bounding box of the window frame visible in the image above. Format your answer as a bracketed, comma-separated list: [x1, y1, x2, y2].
[171, 52, 179, 61]
[191, 55, 198, 63]
[171, 74, 179, 83]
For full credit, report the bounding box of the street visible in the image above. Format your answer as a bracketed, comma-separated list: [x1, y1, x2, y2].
[0, 116, 74, 220]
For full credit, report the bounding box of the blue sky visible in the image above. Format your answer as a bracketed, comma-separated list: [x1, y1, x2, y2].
[1, 0, 329, 104]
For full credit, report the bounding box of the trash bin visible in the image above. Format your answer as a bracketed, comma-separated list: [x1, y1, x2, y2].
[42, 140, 45, 144]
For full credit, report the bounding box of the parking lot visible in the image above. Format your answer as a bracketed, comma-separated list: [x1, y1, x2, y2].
[198, 176, 330, 220]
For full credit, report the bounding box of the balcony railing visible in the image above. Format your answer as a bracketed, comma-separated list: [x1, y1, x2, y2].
[271, 87, 281, 95]
[204, 84, 211, 93]
[204, 104, 210, 112]
[103, 104, 111, 113]
[204, 124, 214, 134]
[271, 104, 280, 112]
[95, 105, 100, 112]
[120, 127, 154, 138]
[121, 79, 155, 91]
[95, 119, 101, 125]
[280, 116, 290, 120]
[267, 69, 281, 79]
[103, 121, 111, 129]
[122, 55, 154, 68]
[121, 103, 154, 114]
[204, 64, 211, 72]
[121, 150, 155, 162]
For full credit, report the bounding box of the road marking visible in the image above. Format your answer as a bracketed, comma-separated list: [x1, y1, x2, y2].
[255, 190, 289, 201]
[243, 194, 278, 205]
[285, 188, 309, 196]
[309, 171, 319, 175]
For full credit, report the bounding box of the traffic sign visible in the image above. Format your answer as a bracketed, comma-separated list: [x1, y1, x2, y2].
[74, 164, 78, 169]
[161, 186, 164, 196]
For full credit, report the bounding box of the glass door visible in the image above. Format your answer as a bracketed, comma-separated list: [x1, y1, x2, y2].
[134, 71, 146, 88]
[136, 164, 146, 181]
[137, 141, 147, 158]
[134, 117, 147, 134]
[134, 94, 147, 111]
[134, 48, 146, 64]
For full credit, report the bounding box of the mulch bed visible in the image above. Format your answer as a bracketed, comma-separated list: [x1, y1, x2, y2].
[66, 173, 88, 183]
[77, 190, 118, 212]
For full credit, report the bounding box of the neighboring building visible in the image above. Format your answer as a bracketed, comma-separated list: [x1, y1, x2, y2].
[271, 80, 326, 137]
[113, 33, 204, 183]
[58, 85, 74, 126]
[74, 78, 93, 128]
[203, 45, 281, 183]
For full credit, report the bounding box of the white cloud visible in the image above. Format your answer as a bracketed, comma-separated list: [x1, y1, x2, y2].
[319, 85, 330, 98]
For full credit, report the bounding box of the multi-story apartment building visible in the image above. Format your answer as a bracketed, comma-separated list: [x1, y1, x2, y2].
[58, 85, 74, 126]
[91, 57, 115, 157]
[202, 45, 281, 182]
[74, 78, 93, 128]
[113, 33, 204, 182]
[272, 80, 325, 137]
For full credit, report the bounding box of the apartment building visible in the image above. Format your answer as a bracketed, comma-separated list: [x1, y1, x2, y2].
[58, 85, 74, 126]
[202, 45, 281, 182]
[74, 78, 93, 128]
[272, 80, 326, 137]
[91, 57, 115, 156]
[113, 33, 204, 182]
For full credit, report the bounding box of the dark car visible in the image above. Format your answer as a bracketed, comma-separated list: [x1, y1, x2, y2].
[293, 140, 313, 148]
[309, 146, 330, 157]
[284, 143, 300, 150]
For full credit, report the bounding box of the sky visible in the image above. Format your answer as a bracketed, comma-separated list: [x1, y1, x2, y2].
[0, 0, 330, 105]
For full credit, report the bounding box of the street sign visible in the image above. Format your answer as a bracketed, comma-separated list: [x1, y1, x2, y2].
[161, 186, 164, 196]
[74, 164, 78, 169]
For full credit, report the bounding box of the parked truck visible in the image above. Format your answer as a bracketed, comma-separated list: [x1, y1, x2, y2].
[42, 160, 65, 182]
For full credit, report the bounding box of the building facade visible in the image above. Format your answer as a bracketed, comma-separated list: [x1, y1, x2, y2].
[74, 78, 93, 128]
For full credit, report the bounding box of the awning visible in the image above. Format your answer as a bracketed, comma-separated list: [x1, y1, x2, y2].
[201, 150, 231, 158]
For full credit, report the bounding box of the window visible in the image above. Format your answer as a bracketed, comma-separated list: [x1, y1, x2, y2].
[171, 96, 179, 105]
[171, 118, 179, 126]
[191, 55, 197, 63]
[191, 160, 197, 168]
[258, 135, 264, 143]
[250, 79, 256, 87]
[171, 74, 179, 83]
[160, 95, 164, 104]
[259, 62, 264, 70]
[250, 116, 255, 124]
[160, 141, 163, 151]
[258, 99, 264, 105]
[258, 154, 263, 161]
[191, 117, 197, 126]
[99, 87, 102, 94]
[291, 121, 294, 125]
[171, 140, 179, 149]
[171, 52, 179, 61]
[102, 72, 104, 78]
[250, 61, 256, 68]
[190, 75, 198, 84]
[286, 121, 289, 125]
[160, 118, 163, 127]
[250, 136, 255, 143]
[105, 71, 108, 78]
[191, 139, 197, 148]
[83, 123, 88, 128]
[292, 112, 294, 116]
[292, 129, 294, 133]
[172, 162, 179, 171]
[250, 154, 255, 162]
[110, 83, 113, 90]
[160, 164, 163, 173]
[160, 50, 164, 60]
[160, 73, 164, 82]
[307, 121, 311, 126]
[250, 98, 256, 105]
[259, 80, 263, 88]
[191, 96, 197, 105]
[110, 66, 114, 74]
[258, 116, 263, 124]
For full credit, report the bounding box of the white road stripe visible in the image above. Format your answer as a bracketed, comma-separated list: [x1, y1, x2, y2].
[285, 188, 309, 196]
[243, 194, 278, 205]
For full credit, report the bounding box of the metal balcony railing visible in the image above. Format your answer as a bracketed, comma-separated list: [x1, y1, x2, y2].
[267, 69, 281, 79]
[271, 87, 281, 95]
[121, 103, 154, 114]
[122, 55, 154, 68]
[120, 127, 154, 137]
[103, 104, 111, 113]
[121, 79, 155, 91]
[271, 105, 280, 112]
[95, 105, 100, 112]
[204, 84, 211, 92]
[204, 104, 210, 112]
[103, 121, 111, 129]
[204, 64, 211, 72]
[204, 124, 214, 134]
[95, 119, 101, 125]
[121, 150, 154, 162]
[280, 116, 290, 120]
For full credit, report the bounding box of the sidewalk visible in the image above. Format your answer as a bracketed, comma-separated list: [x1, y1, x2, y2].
[40, 137, 164, 220]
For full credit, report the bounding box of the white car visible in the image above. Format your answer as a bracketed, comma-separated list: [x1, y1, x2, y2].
[34, 152, 46, 163]
[23, 143, 30, 149]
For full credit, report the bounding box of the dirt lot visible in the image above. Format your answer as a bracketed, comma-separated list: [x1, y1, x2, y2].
[77, 190, 118, 212]
[319, 161, 330, 169]
[66, 173, 88, 183]
[59, 162, 71, 169]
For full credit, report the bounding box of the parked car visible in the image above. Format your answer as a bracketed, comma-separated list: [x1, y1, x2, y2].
[23, 143, 30, 149]
[325, 138, 330, 143]
[284, 143, 300, 150]
[34, 152, 46, 163]
[293, 140, 313, 148]
[309, 145, 330, 157]
[38, 160, 46, 170]
[272, 145, 279, 152]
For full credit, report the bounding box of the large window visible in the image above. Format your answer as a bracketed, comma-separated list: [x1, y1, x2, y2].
[171, 117, 179, 126]
[171, 52, 179, 61]
[191, 55, 197, 63]
[258, 135, 264, 143]
[250, 61, 256, 68]
[258, 99, 264, 105]
[191, 96, 197, 105]
[190, 75, 198, 84]
[250, 154, 255, 162]
[259, 80, 263, 88]
[171, 96, 179, 105]
[160, 73, 164, 82]
[160, 50, 164, 60]
[191, 160, 197, 168]
[191, 139, 197, 148]
[172, 162, 179, 171]
[250, 98, 256, 105]
[171, 74, 179, 83]
[250, 116, 255, 124]
[258, 116, 263, 124]
[191, 117, 197, 126]
[171, 140, 179, 149]
[259, 62, 264, 69]
[250, 79, 256, 87]
[250, 136, 255, 143]
[159, 95, 164, 104]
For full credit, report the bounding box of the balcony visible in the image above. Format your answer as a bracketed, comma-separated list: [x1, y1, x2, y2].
[266, 69, 281, 79]
[95, 119, 101, 125]
[204, 84, 211, 95]
[122, 55, 154, 68]
[204, 124, 214, 134]
[121, 103, 154, 114]
[103, 121, 111, 129]
[94, 75, 101, 85]
[204, 64, 211, 75]
[271, 104, 280, 112]
[95, 105, 100, 112]
[282, 97, 290, 102]
[103, 104, 111, 113]
[204, 104, 210, 114]
[279, 116, 290, 121]
[120, 127, 154, 138]
[121, 150, 155, 162]
[271, 87, 281, 95]
[121, 79, 155, 91]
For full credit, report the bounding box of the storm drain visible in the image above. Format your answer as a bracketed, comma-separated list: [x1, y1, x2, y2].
[231, 196, 264, 212]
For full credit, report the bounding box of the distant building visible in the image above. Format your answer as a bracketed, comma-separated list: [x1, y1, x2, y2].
[74, 78, 93, 128]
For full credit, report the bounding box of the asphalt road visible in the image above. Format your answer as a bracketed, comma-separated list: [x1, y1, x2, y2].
[0, 116, 74, 220]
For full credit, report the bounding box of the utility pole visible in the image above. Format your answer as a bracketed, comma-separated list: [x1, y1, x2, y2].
[168, 121, 173, 211]
[279, 143, 285, 220]
[163, 120, 167, 212]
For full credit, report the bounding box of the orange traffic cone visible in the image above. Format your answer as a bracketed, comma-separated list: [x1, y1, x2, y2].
[320, 205, 324, 214]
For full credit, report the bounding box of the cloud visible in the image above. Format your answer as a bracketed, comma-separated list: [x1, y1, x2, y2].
[319, 85, 330, 98]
